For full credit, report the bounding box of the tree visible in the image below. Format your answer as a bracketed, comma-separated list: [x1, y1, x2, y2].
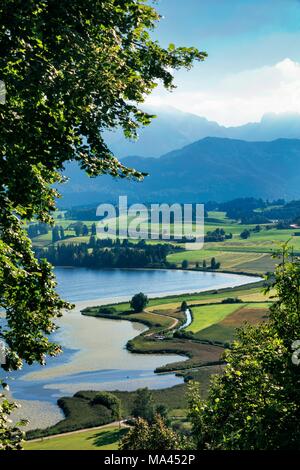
[182, 259, 189, 269]
[130, 292, 149, 313]
[119, 417, 150, 450]
[188, 245, 300, 450]
[91, 223, 97, 236]
[82, 224, 89, 237]
[0, 0, 205, 446]
[181, 301, 188, 312]
[132, 388, 155, 422]
[155, 404, 169, 422]
[240, 229, 251, 239]
[0, 381, 27, 450]
[203, 260, 207, 269]
[91, 391, 121, 421]
[89, 235, 96, 248]
[210, 257, 220, 270]
[120, 415, 186, 450]
[27, 222, 49, 239]
[72, 222, 84, 237]
[59, 226, 65, 240]
[52, 226, 61, 243]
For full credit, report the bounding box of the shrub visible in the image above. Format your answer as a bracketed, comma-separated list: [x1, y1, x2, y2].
[180, 301, 188, 312]
[240, 229, 251, 239]
[221, 297, 243, 304]
[26, 395, 114, 440]
[182, 260, 189, 269]
[97, 306, 117, 315]
[130, 292, 149, 313]
[120, 415, 186, 450]
[92, 392, 121, 420]
[210, 258, 221, 270]
[174, 330, 194, 339]
[132, 388, 155, 422]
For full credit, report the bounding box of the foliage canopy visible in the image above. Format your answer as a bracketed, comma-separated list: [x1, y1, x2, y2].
[188, 245, 300, 450]
[0, 0, 205, 448]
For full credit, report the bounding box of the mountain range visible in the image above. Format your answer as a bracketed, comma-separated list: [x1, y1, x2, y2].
[106, 107, 300, 158]
[60, 137, 300, 207]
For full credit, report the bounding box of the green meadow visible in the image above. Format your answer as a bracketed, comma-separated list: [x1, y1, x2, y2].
[30, 210, 300, 276]
[25, 426, 127, 451]
[187, 303, 245, 333]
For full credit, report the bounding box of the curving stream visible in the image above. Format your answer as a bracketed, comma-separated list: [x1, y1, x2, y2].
[178, 309, 193, 330]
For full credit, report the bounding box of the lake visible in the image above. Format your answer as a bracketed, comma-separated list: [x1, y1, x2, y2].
[54, 267, 259, 303]
[7, 268, 260, 429]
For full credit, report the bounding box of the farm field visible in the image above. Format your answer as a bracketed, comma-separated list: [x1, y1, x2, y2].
[187, 303, 247, 333]
[29, 210, 300, 278]
[100, 282, 271, 314]
[193, 304, 269, 343]
[167, 249, 276, 274]
[32, 211, 300, 246]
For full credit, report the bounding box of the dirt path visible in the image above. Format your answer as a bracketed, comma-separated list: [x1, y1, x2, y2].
[27, 420, 128, 443]
[143, 310, 180, 337]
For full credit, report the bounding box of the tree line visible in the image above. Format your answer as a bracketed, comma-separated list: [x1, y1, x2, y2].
[36, 239, 181, 269]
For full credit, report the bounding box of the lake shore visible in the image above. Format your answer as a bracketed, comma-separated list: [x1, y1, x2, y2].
[21, 301, 186, 383]
[8, 268, 261, 431]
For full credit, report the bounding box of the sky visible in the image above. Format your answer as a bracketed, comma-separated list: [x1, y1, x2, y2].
[144, 0, 300, 126]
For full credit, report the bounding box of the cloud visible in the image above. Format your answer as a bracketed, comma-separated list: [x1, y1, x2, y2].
[145, 58, 300, 126]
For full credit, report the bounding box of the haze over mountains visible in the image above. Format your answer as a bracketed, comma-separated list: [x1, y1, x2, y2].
[106, 107, 300, 158]
[61, 136, 300, 207]
[59, 107, 300, 207]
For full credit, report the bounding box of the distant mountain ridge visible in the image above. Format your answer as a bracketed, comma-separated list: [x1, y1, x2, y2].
[106, 107, 300, 158]
[60, 137, 300, 207]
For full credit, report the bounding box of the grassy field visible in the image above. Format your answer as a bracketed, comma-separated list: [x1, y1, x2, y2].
[165, 211, 300, 274]
[167, 249, 277, 274]
[193, 304, 269, 343]
[25, 426, 127, 450]
[86, 281, 266, 313]
[30, 210, 299, 278]
[69, 217, 298, 269]
[32, 211, 300, 251]
[82, 304, 184, 331]
[187, 303, 245, 333]
[82, 281, 271, 373]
